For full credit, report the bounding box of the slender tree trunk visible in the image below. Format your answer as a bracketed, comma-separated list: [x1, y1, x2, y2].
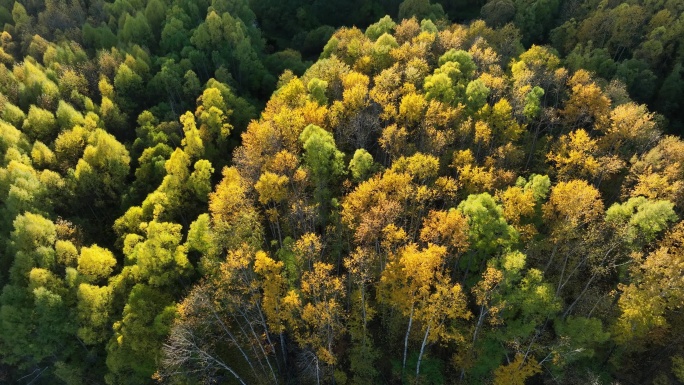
[543, 243, 558, 273]
[472, 306, 487, 344]
[202, 347, 249, 385]
[240, 310, 278, 383]
[556, 252, 571, 295]
[415, 325, 431, 382]
[460, 306, 487, 381]
[558, 257, 586, 293]
[280, 332, 287, 366]
[270, 202, 283, 247]
[525, 121, 542, 169]
[255, 303, 282, 373]
[208, 302, 259, 378]
[403, 305, 415, 376]
[362, 285, 368, 341]
[462, 252, 474, 284]
[232, 310, 267, 374]
[563, 272, 597, 318]
[562, 244, 615, 317]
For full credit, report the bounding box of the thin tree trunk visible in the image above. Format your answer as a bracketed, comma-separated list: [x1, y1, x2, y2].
[403, 305, 415, 376]
[361, 284, 368, 345]
[255, 302, 282, 373]
[563, 243, 615, 317]
[558, 257, 586, 293]
[208, 301, 259, 378]
[556, 252, 571, 295]
[201, 347, 249, 385]
[240, 309, 279, 384]
[563, 272, 597, 318]
[460, 306, 487, 381]
[525, 121, 542, 169]
[233, 310, 268, 376]
[274, 203, 283, 247]
[415, 325, 431, 382]
[543, 243, 558, 274]
[472, 305, 487, 344]
[280, 332, 287, 366]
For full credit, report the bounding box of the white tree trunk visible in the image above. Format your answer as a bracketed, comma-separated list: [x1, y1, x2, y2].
[416, 325, 431, 381]
[403, 305, 415, 374]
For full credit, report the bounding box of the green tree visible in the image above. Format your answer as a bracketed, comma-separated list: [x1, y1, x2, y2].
[605, 197, 677, 246]
[55, 100, 85, 130]
[123, 220, 192, 288]
[72, 129, 130, 213]
[349, 148, 375, 182]
[77, 283, 115, 345]
[398, 0, 445, 22]
[114, 63, 144, 114]
[144, 0, 167, 40]
[22, 105, 57, 142]
[106, 284, 176, 385]
[465, 79, 490, 112]
[366, 15, 396, 41]
[77, 245, 117, 284]
[120, 12, 153, 47]
[299, 124, 345, 215]
[457, 193, 519, 276]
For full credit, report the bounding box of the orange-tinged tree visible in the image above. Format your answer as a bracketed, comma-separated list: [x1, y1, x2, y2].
[543, 180, 604, 237]
[547, 129, 602, 180]
[623, 136, 684, 209]
[208, 167, 263, 254]
[379, 243, 470, 380]
[614, 221, 684, 343]
[493, 353, 542, 385]
[561, 70, 611, 130]
[255, 171, 290, 244]
[284, 262, 346, 384]
[419, 209, 470, 253]
[541, 180, 606, 301]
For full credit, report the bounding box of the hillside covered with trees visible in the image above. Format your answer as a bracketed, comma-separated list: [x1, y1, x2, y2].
[0, 0, 684, 384]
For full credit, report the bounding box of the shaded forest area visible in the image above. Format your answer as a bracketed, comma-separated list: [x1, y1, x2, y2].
[1, 0, 684, 384]
[251, 0, 684, 132]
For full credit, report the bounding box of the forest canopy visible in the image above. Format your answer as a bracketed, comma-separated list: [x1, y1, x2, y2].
[1, 0, 684, 384]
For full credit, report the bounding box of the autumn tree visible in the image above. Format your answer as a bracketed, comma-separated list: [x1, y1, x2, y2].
[380, 243, 470, 381]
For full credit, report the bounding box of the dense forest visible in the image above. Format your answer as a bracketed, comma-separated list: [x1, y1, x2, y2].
[1, 0, 684, 384]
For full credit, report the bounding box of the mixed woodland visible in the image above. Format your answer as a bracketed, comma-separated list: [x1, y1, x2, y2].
[1, 0, 684, 384]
